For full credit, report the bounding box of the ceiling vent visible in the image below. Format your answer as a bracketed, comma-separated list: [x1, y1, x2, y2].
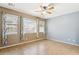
[8, 3, 15, 7]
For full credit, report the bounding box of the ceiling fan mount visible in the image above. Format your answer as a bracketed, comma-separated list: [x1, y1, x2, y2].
[43, 6, 47, 10]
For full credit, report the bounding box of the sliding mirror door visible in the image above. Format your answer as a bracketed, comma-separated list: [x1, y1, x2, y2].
[22, 18, 37, 41]
[0, 12, 2, 46]
[2, 13, 19, 46]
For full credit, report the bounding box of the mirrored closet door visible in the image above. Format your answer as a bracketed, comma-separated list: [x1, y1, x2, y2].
[22, 18, 37, 41]
[0, 12, 2, 47]
[2, 13, 20, 46]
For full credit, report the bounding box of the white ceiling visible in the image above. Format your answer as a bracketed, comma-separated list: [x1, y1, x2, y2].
[0, 3, 79, 19]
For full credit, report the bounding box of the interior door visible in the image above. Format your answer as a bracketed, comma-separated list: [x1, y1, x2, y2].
[3, 13, 20, 46]
[22, 18, 37, 41]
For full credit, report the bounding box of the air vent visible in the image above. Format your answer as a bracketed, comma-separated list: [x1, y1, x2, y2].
[8, 3, 15, 7]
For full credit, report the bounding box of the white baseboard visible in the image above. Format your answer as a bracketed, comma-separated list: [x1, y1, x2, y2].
[48, 39, 79, 46]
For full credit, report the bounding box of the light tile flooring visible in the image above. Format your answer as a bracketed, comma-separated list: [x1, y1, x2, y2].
[0, 39, 79, 55]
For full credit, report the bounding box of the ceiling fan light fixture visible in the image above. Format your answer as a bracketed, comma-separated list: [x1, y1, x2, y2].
[35, 3, 55, 16]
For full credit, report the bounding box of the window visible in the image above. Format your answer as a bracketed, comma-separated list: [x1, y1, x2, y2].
[4, 14, 18, 35]
[39, 20, 45, 33]
[23, 18, 37, 34]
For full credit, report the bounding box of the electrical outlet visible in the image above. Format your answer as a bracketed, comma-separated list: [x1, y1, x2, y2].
[68, 38, 76, 42]
[72, 40, 76, 42]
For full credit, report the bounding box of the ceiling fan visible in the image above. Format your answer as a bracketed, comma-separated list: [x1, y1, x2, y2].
[35, 3, 54, 16]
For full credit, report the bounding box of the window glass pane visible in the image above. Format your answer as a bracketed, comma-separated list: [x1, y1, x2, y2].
[23, 18, 37, 34]
[4, 14, 18, 35]
[39, 21, 45, 33]
[5, 14, 17, 24]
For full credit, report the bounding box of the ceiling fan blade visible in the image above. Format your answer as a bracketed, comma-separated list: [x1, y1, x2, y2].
[35, 10, 42, 12]
[42, 9, 53, 15]
[48, 6, 54, 10]
[46, 11, 52, 14]
[47, 4, 54, 11]
[46, 9, 53, 13]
